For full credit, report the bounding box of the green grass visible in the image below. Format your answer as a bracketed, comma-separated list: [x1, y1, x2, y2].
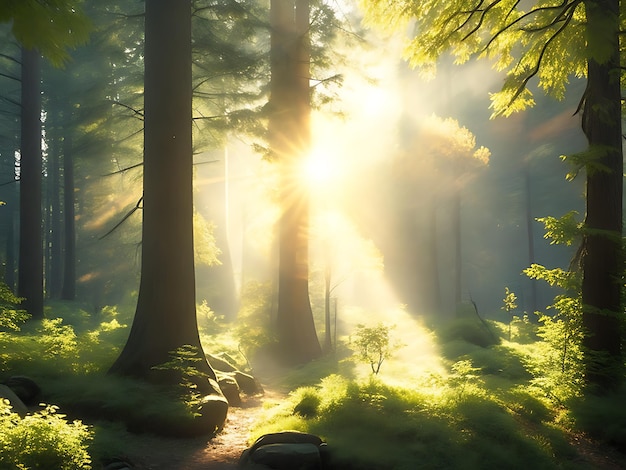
[250, 373, 589, 469]
[247, 316, 626, 469]
[3, 303, 626, 469]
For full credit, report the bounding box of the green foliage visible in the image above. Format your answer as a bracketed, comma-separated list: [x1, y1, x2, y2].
[359, 0, 588, 116]
[502, 287, 517, 313]
[437, 317, 500, 349]
[536, 211, 582, 246]
[510, 314, 539, 344]
[42, 372, 208, 434]
[196, 300, 226, 336]
[0, 400, 92, 469]
[0, 282, 29, 332]
[251, 374, 584, 469]
[234, 281, 277, 361]
[533, 310, 585, 404]
[569, 392, 626, 449]
[351, 323, 401, 375]
[152, 345, 212, 417]
[0, 304, 128, 376]
[447, 359, 483, 399]
[501, 287, 518, 341]
[0, 0, 91, 66]
[38, 318, 79, 360]
[502, 386, 554, 424]
[522, 213, 584, 403]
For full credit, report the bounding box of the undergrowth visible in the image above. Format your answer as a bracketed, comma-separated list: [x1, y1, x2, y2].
[0, 400, 92, 470]
[250, 372, 582, 470]
[248, 313, 626, 470]
[1, 278, 625, 469]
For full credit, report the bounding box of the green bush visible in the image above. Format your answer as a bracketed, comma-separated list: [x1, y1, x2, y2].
[250, 375, 585, 469]
[569, 392, 626, 450]
[0, 400, 92, 469]
[437, 317, 500, 349]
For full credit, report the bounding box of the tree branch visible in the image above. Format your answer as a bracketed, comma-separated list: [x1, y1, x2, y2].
[0, 71, 19, 82]
[109, 100, 144, 120]
[501, 7, 576, 111]
[103, 162, 143, 176]
[99, 196, 143, 240]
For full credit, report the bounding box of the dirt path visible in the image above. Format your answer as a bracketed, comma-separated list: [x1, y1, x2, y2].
[118, 392, 282, 470]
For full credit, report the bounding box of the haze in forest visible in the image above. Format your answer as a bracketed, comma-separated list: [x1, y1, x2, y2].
[191, 25, 585, 363]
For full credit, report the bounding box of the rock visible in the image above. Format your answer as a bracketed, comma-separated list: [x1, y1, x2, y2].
[252, 443, 321, 470]
[102, 457, 135, 470]
[2, 375, 41, 405]
[207, 353, 237, 372]
[217, 372, 242, 406]
[234, 370, 264, 395]
[239, 431, 330, 470]
[0, 384, 28, 417]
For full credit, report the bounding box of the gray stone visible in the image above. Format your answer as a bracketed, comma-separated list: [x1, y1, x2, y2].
[252, 443, 321, 470]
[217, 372, 242, 406]
[2, 375, 41, 405]
[239, 431, 327, 469]
[0, 384, 28, 416]
[234, 370, 264, 395]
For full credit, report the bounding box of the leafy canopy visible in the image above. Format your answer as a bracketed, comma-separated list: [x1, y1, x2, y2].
[359, 0, 589, 116]
[0, 0, 90, 66]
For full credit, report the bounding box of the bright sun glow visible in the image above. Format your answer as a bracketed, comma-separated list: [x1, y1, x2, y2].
[302, 149, 338, 185]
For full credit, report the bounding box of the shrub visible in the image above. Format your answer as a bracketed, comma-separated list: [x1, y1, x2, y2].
[0, 282, 28, 332]
[0, 400, 92, 469]
[351, 323, 401, 375]
[437, 317, 500, 349]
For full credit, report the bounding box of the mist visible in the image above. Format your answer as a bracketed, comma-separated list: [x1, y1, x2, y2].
[193, 24, 586, 365]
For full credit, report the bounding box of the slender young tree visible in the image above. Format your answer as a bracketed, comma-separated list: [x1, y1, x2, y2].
[108, 0, 227, 433]
[270, 0, 322, 363]
[360, 0, 623, 391]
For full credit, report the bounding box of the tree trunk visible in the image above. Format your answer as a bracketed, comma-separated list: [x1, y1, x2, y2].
[524, 159, 538, 315]
[4, 151, 18, 291]
[323, 259, 331, 352]
[18, 47, 44, 319]
[61, 113, 76, 301]
[580, 0, 623, 391]
[271, 0, 321, 363]
[47, 115, 63, 299]
[108, 0, 227, 432]
[452, 188, 462, 307]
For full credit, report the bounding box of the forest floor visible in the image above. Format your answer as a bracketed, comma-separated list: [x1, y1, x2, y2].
[109, 385, 626, 470]
[114, 390, 279, 470]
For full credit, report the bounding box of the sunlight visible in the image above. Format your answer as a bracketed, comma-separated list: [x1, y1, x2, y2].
[301, 147, 339, 186]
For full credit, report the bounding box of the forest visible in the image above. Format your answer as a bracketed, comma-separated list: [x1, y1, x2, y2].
[1, 0, 626, 469]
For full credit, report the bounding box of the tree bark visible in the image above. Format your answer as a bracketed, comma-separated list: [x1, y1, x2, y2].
[108, 0, 227, 432]
[61, 112, 75, 301]
[524, 159, 538, 316]
[452, 187, 462, 307]
[47, 112, 63, 299]
[271, 0, 322, 363]
[18, 47, 43, 318]
[580, 0, 623, 391]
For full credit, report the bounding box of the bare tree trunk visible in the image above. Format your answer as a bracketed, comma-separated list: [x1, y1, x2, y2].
[18, 47, 43, 318]
[580, 0, 623, 392]
[109, 0, 226, 434]
[46, 114, 63, 299]
[452, 188, 462, 307]
[61, 114, 76, 301]
[524, 159, 538, 315]
[271, 0, 321, 363]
